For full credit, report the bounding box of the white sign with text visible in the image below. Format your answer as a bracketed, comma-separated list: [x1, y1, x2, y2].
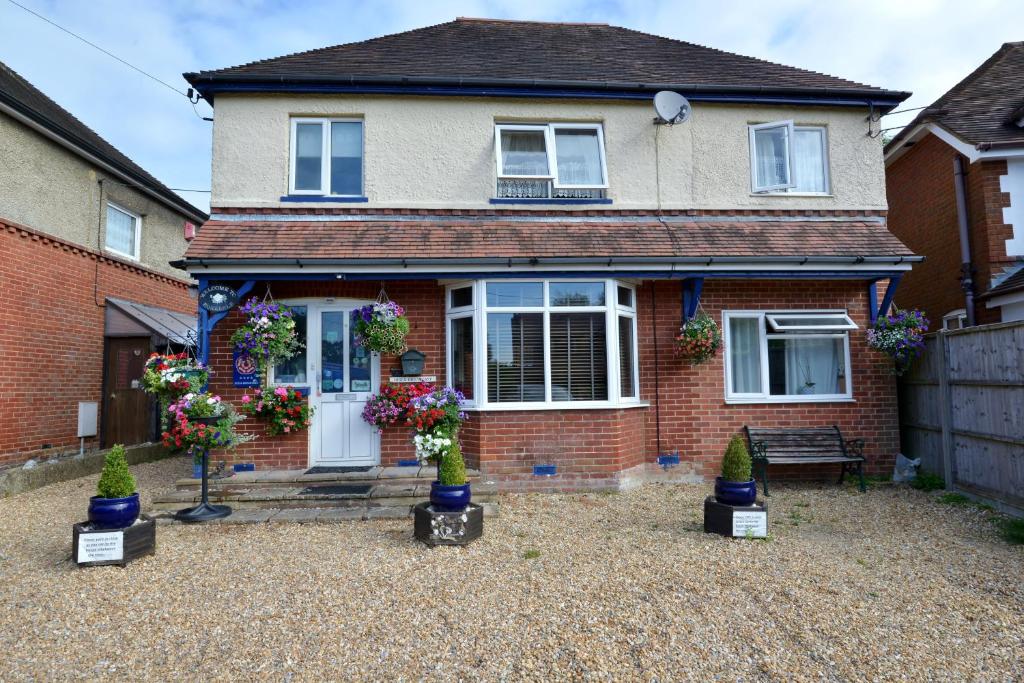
[77, 531, 124, 563]
[732, 510, 768, 538]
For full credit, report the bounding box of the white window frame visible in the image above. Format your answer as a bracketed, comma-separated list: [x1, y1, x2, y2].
[942, 309, 967, 331]
[104, 201, 141, 261]
[765, 312, 857, 331]
[445, 279, 641, 411]
[288, 117, 364, 196]
[749, 120, 796, 193]
[494, 123, 608, 190]
[267, 302, 311, 388]
[749, 122, 831, 195]
[723, 310, 855, 404]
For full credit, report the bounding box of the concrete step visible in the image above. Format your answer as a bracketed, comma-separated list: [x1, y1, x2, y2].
[152, 502, 499, 525]
[174, 466, 483, 490]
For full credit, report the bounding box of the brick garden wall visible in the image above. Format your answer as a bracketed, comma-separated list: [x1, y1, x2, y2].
[0, 218, 194, 466]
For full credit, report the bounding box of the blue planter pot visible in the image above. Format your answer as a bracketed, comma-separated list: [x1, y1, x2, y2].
[714, 477, 757, 507]
[430, 482, 472, 512]
[88, 492, 140, 530]
[192, 462, 203, 479]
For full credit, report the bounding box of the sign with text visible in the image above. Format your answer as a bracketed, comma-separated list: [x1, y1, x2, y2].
[233, 350, 260, 387]
[200, 285, 239, 313]
[388, 376, 437, 384]
[77, 531, 124, 563]
[732, 510, 768, 538]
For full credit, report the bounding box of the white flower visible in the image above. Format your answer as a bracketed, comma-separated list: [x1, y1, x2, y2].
[206, 397, 217, 405]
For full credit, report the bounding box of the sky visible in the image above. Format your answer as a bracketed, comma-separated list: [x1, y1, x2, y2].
[1, 0, 1022, 214]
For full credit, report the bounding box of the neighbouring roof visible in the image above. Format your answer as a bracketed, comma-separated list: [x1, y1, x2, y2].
[180, 217, 916, 266]
[981, 266, 1024, 300]
[106, 297, 197, 346]
[0, 61, 207, 224]
[886, 42, 1024, 153]
[185, 18, 909, 108]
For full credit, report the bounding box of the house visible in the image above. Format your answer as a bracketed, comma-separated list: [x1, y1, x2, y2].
[180, 18, 917, 490]
[884, 42, 1024, 329]
[0, 61, 207, 467]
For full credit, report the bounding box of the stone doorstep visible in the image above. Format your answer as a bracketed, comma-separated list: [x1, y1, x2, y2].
[173, 466, 480, 489]
[152, 502, 499, 525]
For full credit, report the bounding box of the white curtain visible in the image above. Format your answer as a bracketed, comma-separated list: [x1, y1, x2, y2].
[501, 130, 548, 175]
[729, 317, 762, 393]
[754, 126, 789, 189]
[555, 129, 602, 185]
[106, 205, 136, 256]
[792, 128, 826, 192]
[782, 337, 841, 395]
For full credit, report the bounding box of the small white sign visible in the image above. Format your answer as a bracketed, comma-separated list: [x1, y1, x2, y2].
[388, 376, 437, 384]
[732, 510, 768, 538]
[78, 531, 124, 563]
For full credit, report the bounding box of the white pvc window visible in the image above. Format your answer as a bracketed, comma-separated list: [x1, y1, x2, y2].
[724, 310, 855, 403]
[495, 123, 608, 189]
[749, 122, 830, 194]
[105, 202, 141, 260]
[289, 118, 363, 196]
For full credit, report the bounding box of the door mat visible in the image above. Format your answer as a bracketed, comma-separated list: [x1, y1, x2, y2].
[304, 466, 373, 475]
[298, 484, 373, 497]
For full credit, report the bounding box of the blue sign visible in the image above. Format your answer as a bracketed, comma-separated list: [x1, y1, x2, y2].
[232, 350, 260, 387]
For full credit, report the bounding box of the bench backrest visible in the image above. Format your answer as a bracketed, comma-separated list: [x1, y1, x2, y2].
[744, 425, 847, 459]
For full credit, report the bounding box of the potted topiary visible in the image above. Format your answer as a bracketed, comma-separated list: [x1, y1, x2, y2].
[88, 445, 139, 529]
[714, 435, 757, 507]
[406, 386, 470, 511]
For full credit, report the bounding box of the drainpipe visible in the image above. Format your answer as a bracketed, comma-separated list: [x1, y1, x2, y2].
[952, 156, 976, 326]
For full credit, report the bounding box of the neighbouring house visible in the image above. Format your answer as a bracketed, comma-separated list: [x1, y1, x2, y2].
[885, 42, 1024, 329]
[181, 18, 917, 490]
[0, 61, 207, 466]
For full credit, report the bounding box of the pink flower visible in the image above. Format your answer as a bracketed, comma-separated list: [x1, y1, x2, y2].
[274, 386, 288, 398]
[241, 395, 252, 404]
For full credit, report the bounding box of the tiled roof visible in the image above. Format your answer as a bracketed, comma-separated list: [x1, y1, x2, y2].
[182, 218, 915, 262]
[185, 18, 907, 103]
[887, 42, 1024, 151]
[0, 61, 207, 223]
[982, 266, 1024, 299]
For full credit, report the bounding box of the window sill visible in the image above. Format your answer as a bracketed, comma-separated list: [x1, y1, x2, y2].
[749, 192, 834, 198]
[104, 247, 140, 262]
[724, 396, 854, 405]
[466, 400, 648, 412]
[489, 198, 613, 205]
[280, 195, 368, 203]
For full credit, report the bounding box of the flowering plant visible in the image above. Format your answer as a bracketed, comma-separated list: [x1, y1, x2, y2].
[239, 385, 312, 436]
[361, 382, 434, 431]
[161, 392, 250, 460]
[141, 352, 207, 398]
[406, 386, 468, 486]
[230, 298, 302, 377]
[674, 312, 722, 365]
[867, 308, 929, 375]
[351, 301, 410, 355]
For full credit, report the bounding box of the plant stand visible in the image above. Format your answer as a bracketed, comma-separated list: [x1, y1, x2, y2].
[174, 448, 231, 523]
[703, 496, 768, 538]
[73, 514, 156, 567]
[413, 502, 483, 546]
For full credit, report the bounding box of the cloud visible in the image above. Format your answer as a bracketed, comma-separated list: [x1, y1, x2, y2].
[1, 0, 1021, 214]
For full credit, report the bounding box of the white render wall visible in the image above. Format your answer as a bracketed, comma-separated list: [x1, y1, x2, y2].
[1000, 158, 1024, 257]
[210, 94, 888, 211]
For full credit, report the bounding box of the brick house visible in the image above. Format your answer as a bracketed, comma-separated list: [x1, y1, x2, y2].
[180, 18, 918, 490]
[885, 42, 1024, 329]
[0, 61, 207, 466]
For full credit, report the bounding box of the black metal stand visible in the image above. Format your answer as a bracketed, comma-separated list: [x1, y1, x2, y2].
[174, 448, 231, 523]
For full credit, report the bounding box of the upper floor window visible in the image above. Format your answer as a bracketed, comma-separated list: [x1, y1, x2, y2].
[494, 123, 607, 200]
[290, 118, 363, 196]
[749, 121, 829, 194]
[105, 202, 141, 260]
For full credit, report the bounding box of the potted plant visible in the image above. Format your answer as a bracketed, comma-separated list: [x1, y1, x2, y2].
[88, 445, 140, 529]
[162, 392, 252, 462]
[351, 301, 410, 355]
[867, 307, 929, 375]
[239, 385, 313, 435]
[230, 297, 302, 379]
[714, 435, 757, 507]
[407, 386, 469, 511]
[674, 312, 722, 365]
[361, 382, 435, 431]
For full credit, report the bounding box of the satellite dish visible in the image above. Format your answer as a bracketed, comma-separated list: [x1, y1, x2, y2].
[653, 91, 691, 125]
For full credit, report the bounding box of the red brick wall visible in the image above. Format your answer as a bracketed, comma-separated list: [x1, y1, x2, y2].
[0, 218, 194, 466]
[885, 134, 1014, 327]
[207, 277, 898, 491]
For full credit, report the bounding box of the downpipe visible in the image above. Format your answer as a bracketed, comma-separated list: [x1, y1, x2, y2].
[952, 156, 976, 326]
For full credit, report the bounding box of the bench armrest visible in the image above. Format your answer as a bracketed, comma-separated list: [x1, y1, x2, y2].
[844, 438, 865, 459]
[749, 440, 768, 461]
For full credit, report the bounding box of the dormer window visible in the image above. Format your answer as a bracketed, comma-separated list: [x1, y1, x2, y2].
[289, 118, 363, 196]
[494, 123, 607, 199]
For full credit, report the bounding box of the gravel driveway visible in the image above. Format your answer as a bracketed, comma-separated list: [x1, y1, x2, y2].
[0, 456, 1021, 681]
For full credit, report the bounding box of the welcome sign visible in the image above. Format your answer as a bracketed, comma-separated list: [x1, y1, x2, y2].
[233, 350, 260, 387]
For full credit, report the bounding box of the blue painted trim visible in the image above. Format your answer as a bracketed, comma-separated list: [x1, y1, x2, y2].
[681, 277, 704, 323]
[198, 82, 903, 110]
[190, 270, 907, 282]
[233, 463, 255, 472]
[488, 198, 613, 205]
[280, 195, 368, 203]
[876, 275, 902, 322]
[199, 280, 256, 369]
[397, 459, 420, 467]
[868, 281, 879, 324]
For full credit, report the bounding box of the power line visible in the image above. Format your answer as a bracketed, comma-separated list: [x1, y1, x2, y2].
[5, 0, 188, 98]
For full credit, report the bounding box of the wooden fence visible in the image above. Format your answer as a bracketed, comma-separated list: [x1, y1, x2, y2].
[898, 321, 1024, 515]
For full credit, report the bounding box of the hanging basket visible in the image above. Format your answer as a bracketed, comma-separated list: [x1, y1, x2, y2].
[867, 307, 929, 375]
[674, 312, 722, 365]
[230, 295, 303, 378]
[351, 294, 410, 355]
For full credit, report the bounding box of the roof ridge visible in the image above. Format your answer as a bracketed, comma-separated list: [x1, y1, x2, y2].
[455, 17, 609, 26]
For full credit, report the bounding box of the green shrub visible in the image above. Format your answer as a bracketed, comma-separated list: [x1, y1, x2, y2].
[911, 470, 945, 492]
[721, 435, 752, 482]
[96, 445, 136, 498]
[999, 517, 1024, 545]
[438, 439, 467, 486]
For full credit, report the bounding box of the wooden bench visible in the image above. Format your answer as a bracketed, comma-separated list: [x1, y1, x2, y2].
[743, 425, 866, 496]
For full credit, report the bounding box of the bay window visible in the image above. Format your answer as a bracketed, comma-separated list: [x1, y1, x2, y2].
[724, 310, 855, 402]
[289, 118, 363, 196]
[494, 123, 607, 200]
[446, 280, 640, 408]
[749, 121, 829, 194]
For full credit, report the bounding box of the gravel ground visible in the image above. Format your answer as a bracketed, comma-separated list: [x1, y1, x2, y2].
[0, 457, 1021, 681]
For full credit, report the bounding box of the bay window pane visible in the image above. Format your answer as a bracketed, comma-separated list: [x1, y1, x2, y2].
[549, 282, 605, 306]
[728, 317, 762, 394]
[274, 306, 307, 384]
[295, 122, 323, 190]
[450, 286, 472, 309]
[753, 125, 790, 189]
[618, 315, 635, 398]
[500, 129, 548, 176]
[792, 128, 826, 193]
[486, 282, 543, 307]
[487, 313, 545, 402]
[550, 313, 607, 401]
[450, 316, 474, 400]
[617, 286, 633, 308]
[105, 204, 137, 257]
[554, 128, 603, 186]
[330, 121, 362, 195]
[768, 336, 846, 396]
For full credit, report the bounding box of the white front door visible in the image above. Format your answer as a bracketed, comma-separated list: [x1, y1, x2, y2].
[308, 304, 380, 466]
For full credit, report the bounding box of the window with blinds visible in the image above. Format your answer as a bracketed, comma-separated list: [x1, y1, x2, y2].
[550, 313, 607, 401]
[487, 313, 545, 403]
